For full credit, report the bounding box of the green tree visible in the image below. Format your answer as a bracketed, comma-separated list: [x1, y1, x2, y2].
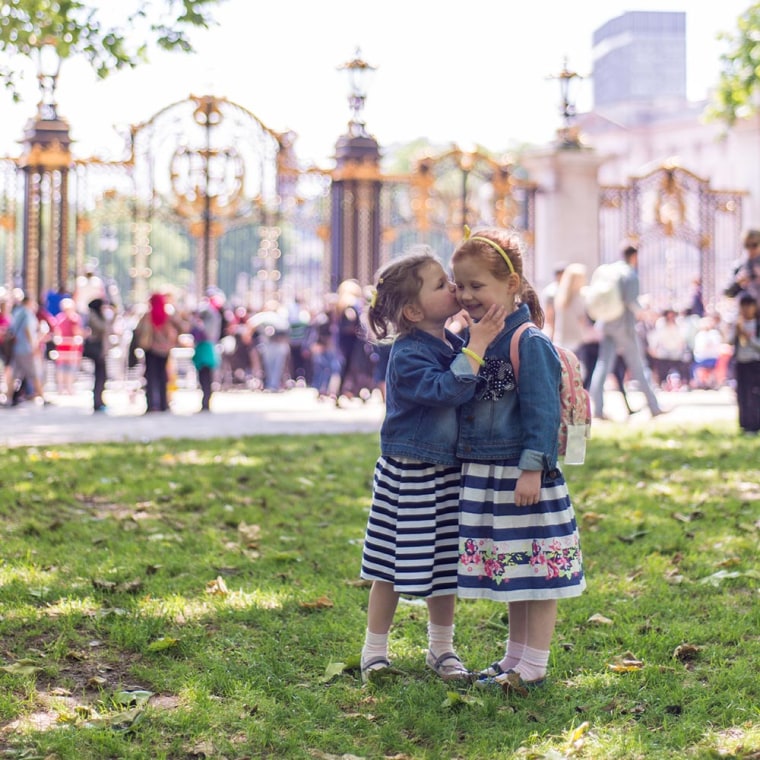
[0, 0, 225, 100]
[708, 2, 760, 125]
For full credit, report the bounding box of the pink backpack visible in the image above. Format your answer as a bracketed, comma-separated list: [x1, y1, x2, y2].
[509, 323, 592, 465]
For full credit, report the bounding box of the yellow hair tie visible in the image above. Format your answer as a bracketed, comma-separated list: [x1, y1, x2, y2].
[369, 277, 383, 309]
[470, 235, 516, 274]
[463, 224, 472, 241]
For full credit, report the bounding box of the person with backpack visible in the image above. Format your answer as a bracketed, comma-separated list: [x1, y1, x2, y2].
[587, 244, 665, 420]
[451, 228, 586, 693]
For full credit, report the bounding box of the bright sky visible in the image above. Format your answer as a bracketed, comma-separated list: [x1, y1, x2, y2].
[0, 0, 752, 166]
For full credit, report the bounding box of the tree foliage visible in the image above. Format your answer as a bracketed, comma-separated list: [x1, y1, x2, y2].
[708, 2, 760, 125]
[0, 0, 224, 100]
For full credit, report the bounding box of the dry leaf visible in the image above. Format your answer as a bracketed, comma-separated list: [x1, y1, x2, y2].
[205, 576, 229, 595]
[608, 652, 644, 672]
[587, 613, 613, 625]
[238, 521, 261, 546]
[673, 643, 700, 662]
[300, 595, 334, 609]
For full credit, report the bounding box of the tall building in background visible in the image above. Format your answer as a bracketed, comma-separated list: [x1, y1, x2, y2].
[592, 10, 687, 123]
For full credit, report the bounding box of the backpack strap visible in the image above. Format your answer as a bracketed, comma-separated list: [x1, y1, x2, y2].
[508, 321, 534, 384]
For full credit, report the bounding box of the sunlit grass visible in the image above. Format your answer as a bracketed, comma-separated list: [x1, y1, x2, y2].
[0, 426, 757, 759]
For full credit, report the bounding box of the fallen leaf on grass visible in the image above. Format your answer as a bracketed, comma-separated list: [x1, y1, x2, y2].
[300, 595, 334, 609]
[699, 569, 760, 586]
[85, 706, 145, 733]
[112, 689, 153, 707]
[146, 636, 180, 652]
[608, 652, 644, 672]
[566, 720, 590, 752]
[322, 661, 349, 682]
[587, 613, 613, 626]
[442, 690, 483, 709]
[91, 578, 143, 594]
[238, 521, 261, 547]
[186, 739, 216, 758]
[673, 643, 700, 662]
[617, 530, 649, 544]
[205, 576, 229, 595]
[1, 660, 42, 676]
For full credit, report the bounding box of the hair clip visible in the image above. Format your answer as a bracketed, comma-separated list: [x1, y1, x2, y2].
[463, 225, 472, 241]
[369, 287, 378, 309]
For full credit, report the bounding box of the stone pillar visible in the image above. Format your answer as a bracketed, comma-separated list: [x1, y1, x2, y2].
[522, 141, 605, 290]
[330, 132, 381, 290]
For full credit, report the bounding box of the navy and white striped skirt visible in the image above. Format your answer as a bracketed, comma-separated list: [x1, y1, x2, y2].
[360, 456, 461, 597]
[457, 460, 586, 602]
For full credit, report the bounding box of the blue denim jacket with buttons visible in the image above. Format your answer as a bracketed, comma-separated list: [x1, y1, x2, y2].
[457, 304, 561, 471]
[381, 328, 483, 465]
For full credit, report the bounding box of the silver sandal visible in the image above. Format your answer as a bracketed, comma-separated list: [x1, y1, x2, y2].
[425, 650, 475, 683]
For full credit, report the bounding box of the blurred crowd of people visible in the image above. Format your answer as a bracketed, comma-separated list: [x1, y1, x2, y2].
[1, 229, 758, 433]
[0, 272, 388, 414]
[546, 229, 760, 432]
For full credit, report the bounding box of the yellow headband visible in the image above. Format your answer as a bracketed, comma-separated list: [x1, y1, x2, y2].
[469, 236, 516, 275]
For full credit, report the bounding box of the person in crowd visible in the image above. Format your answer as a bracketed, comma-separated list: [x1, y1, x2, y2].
[85, 298, 112, 412]
[359, 247, 506, 683]
[45, 286, 71, 318]
[552, 264, 599, 364]
[688, 277, 705, 318]
[647, 308, 691, 390]
[725, 228, 760, 303]
[74, 265, 107, 316]
[190, 297, 222, 412]
[135, 291, 186, 413]
[691, 314, 725, 390]
[540, 262, 567, 341]
[0, 294, 12, 397]
[287, 296, 313, 385]
[731, 291, 760, 434]
[451, 228, 585, 692]
[53, 297, 84, 395]
[588, 243, 665, 420]
[305, 296, 343, 400]
[335, 279, 374, 401]
[253, 302, 291, 392]
[6, 294, 48, 406]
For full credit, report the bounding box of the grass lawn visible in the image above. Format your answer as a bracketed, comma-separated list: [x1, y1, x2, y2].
[0, 421, 758, 759]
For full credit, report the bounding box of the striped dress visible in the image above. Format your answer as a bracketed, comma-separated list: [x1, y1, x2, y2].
[457, 459, 585, 601]
[360, 456, 461, 597]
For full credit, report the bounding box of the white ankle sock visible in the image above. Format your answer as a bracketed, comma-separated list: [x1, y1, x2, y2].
[427, 622, 455, 659]
[514, 645, 550, 682]
[498, 640, 525, 671]
[361, 630, 389, 666]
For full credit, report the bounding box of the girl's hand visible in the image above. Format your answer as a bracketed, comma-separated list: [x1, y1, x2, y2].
[514, 470, 541, 507]
[463, 304, 507, 348]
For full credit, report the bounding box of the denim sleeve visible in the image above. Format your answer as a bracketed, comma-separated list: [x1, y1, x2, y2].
[389, 344, 480, 407]
[515, 333, 561, 471]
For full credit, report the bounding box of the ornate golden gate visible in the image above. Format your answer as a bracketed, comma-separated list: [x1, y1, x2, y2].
[600, 162, 745, 312]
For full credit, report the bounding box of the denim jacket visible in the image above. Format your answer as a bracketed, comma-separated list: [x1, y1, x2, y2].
[381, 328, 483, 465]
[457, 304, 561, 471]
